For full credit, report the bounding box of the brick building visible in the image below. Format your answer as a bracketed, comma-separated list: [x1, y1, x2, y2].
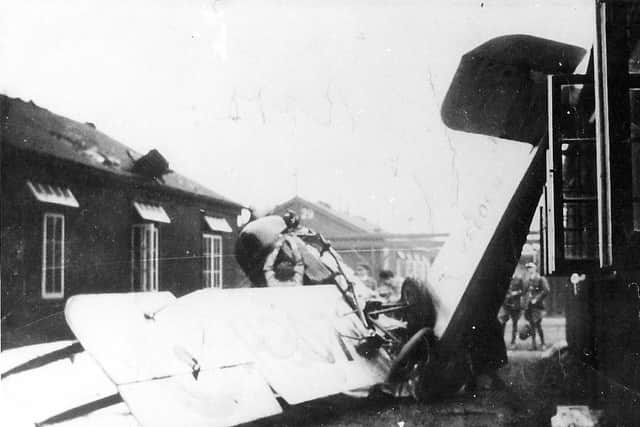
[1, 95, 247, 346]
[272, 196, 446, 281]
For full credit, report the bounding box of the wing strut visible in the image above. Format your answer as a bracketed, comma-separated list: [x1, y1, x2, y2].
[34, 393, 123, 427]
[1, 342, 83, 380]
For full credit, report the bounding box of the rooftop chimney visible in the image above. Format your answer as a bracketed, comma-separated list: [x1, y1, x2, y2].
[132, 149, 170, 179]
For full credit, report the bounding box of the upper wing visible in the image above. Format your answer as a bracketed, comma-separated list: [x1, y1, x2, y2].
[64, 286, 390, 427]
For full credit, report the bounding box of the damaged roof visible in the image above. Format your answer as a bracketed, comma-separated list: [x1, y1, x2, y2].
[1, 95, 242, 208]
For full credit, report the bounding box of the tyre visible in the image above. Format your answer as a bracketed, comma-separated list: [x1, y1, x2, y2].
[400, 278, 436, 335]
[387, 326, 432, 383]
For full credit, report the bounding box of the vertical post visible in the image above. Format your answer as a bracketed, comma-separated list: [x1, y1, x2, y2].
[539, 204, 546, 274]
[594, 1, 632, 268]
[594, 0, 613, 267]
[153, 225, 159, 291]
[546, 75, 557, 274]
[370, 245, 375, 276]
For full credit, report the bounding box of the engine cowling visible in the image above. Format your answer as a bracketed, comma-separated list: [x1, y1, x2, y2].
[235, 215, 334, 286]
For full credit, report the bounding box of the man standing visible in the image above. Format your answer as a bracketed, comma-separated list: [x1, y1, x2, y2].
[377, 269, 398, 302]
[498, 272, 524, 349]
[523, 262, 550, 350]
[354, 264, 377, 291]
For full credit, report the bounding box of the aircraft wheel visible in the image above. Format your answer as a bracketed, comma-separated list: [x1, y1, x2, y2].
[401, 278, 435, 334]
[387, 326, 433, 385]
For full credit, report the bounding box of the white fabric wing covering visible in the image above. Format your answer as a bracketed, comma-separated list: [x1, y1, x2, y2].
[65, 286, 390, 427]
[118, 366, 281, 427]
[0, 343, 135, 427]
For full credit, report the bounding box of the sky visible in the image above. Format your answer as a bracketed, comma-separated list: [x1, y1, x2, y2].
[0, 0, 594, 233]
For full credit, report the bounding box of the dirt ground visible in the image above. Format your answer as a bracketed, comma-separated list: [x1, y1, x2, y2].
[245, 317, 639, 427]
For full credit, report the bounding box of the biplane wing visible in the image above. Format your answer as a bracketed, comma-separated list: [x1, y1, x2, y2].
[0, 289, 176, 426]
[62, 286, 389, 427]
[1, 345, 135, 427]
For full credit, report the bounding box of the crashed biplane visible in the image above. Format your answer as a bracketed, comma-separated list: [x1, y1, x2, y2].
[1, 35, 586, 426]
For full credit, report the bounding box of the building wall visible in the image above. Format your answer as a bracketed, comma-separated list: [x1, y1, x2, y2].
[391, 250, 431, 282]
[272, 199, 434, 283]
[1, 147, 246, 340]
[274, 200, 365, 237]
[330, 238, 385, 276]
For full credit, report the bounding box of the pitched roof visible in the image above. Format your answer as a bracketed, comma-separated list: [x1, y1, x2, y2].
[1, 95, 242, 208]
[275, 196, 385, 234]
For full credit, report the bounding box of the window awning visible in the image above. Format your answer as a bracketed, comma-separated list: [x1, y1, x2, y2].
[27, 181, 79, 208]
[204, 216, 232, 233]
[133, 202, 171, 223]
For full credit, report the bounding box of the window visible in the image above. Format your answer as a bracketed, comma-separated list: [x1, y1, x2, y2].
[396, 251, 406, 277]
[548, 72, 640, 273]
[422, 256, 430, 281]
[546, 75, 598, 274]
[557, 83, 597, 261]
[407, 254, 416, 278]
[42, 213, 65, 299]
[203, 234, 223, 288]
[131, 224, 159, 292]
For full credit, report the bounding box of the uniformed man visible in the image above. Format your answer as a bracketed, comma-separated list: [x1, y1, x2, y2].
[522, 262, 550, 350]
[377, 269, 398, 302]
[498, 272, 525, 349]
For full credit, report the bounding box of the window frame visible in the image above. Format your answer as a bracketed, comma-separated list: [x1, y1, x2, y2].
[41, 212, 65, 299]
[546, 72, 640, 274]
[546, 74, 600, 275]
[131, 223, 159, 292]
[203, 233, 223, 289]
